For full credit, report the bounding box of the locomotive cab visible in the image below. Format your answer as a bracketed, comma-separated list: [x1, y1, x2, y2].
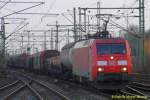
[94, 39, 132, 81]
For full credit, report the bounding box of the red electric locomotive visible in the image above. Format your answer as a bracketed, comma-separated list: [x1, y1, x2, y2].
[93, 39, 132, 81]
[60, 38, 132, 82]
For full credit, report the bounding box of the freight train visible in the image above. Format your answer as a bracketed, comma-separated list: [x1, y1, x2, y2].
[60, 38, 132, 82]
[7, 53, 29, 69]
[7, 50, 60, 73]
[7, 37, 132, 82]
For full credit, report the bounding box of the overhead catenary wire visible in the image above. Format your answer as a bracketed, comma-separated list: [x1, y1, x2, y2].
[0, 0, 11, 11]
[2, 7, 59, 16]
[100, 16, 141, 38]
[32, 0, 57, 29]
[2, 2, 44, 17]
[0, 1, 44, 4]
[41, 0, 57, 22]
[6, 20, 28, 39]
[5, 22, 29, 46]
[5, 0, 147, 54]
[61, 13, 74, 24]
[1, 2, 44, 52]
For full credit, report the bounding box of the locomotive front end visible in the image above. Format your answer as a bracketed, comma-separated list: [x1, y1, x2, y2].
[93, 39, 132, 82]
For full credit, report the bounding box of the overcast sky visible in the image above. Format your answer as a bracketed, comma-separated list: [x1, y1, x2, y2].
[1, 0, 149, 53]
[2, 0, 150, 31]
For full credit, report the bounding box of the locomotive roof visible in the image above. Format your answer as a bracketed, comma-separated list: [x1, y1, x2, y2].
[95, 37, 125, 40]
[62, 38, 126, 50]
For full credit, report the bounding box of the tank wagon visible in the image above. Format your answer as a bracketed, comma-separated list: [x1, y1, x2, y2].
[60, 38, 132, 82]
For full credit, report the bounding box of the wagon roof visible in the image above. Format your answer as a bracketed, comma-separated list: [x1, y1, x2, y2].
[30, 50, 59, 57]
[61, 38, 126, 50]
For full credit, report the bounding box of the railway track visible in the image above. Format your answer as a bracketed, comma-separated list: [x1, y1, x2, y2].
[16, 72, 71, 100]
[13, 69, 111, 100]
[6, 68, 150, 100]
[0, 70, 71, 100]
[28, 74, 111, 100]
[90, 74, 150, 100]
[119, 81, 150, 100]
[9, 68, 117, 99]
[24, 70, 130, 100]
[0, 79, 26, 100]
[131, 73, 150, 85]
[112, 73, 150, 100]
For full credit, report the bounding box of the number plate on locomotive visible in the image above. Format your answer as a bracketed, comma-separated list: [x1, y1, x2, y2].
[109, 61, 115, 66]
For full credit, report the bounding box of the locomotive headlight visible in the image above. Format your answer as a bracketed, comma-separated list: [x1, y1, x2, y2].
[121, 67, 127, 71]
[110, 56, 114, 60]
[98, 68, 104, 72]
[117, 60, 127, 66]
[97, 61, 107, 66]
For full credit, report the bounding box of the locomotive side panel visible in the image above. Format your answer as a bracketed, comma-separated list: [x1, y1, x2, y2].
[125, 40, 132, 74]
[72, 47, 89, 78]
[91, 41, 99, 81]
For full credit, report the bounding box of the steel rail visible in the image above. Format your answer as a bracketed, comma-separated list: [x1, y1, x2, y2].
[120, 81, 150, 97]
[1, 85, 26, 100]
[0, 80, 19, 90]
[16, 73, 44, 100]
[130, 85, 150, 91]
[10, 69, 109, 100]
[132, 73, 150, 76]
[20, 79, 44, 100]
[32, 79, 71, 100]
[0, 79, 26, 100]
[126, 86, 149, 97]
[21, 74, 71, 100]
[120, 89, 139, 96]
[132, 78, 150, 83]
[3, 71, 43, 100]
[131, 82, 150, 88]
[58, 78, 113, 99]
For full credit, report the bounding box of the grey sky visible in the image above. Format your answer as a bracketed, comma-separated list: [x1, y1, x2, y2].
[1, 0, 149, 53]
[2, 0, 149, 30]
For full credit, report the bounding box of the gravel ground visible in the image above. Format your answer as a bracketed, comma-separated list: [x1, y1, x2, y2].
[8, 87, 38, 100]
[7, 68, 112, 100]
[3, 68, 150, 100]
[27, 72, 110, 100]
[0, 70, 17, 88]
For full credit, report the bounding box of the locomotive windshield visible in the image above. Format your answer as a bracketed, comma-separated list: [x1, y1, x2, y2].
[96, 43, 126, 54]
